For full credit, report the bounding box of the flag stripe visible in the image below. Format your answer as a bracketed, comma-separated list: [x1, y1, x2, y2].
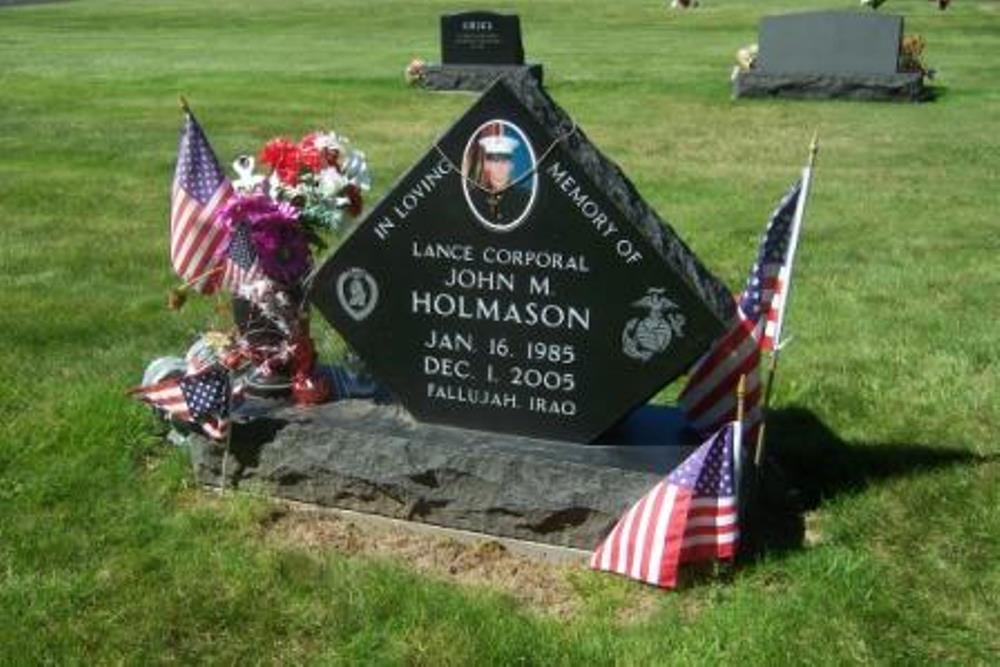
[658, 489, 692, 589]
[631, 481, 665, 580]
[172, 185, 231, 282]
[644, 483, 678, 585]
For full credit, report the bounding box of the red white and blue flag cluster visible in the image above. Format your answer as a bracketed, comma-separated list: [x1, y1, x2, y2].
[130, 366, 236, 441]
[590, 422, 740, 589]
[594, 166, 811, 588]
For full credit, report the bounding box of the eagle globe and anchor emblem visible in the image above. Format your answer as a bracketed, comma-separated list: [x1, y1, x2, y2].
[621, 288, 686, 362]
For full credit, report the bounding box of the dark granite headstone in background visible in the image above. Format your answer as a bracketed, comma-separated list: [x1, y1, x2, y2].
[312, 73, 734, 443]
[441, 11, 524, 65]
[420, 10, 542, 92]
[734, 10, 927, 102]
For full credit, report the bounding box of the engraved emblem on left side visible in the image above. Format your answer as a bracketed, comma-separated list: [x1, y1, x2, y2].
[336, 267, 379, 322]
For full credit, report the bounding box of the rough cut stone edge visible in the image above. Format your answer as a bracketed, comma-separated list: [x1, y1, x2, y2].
[187, 400, 695, 550]
[421, 63, 543, 92]
[499, 71, 737, 326]
[732, 71, 928, 102]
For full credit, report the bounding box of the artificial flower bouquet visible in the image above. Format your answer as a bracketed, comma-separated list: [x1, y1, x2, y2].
[219, 130, 371, 403]
[136, 121, 374, 442]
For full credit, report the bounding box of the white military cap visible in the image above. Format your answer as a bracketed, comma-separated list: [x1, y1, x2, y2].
[478, 134, 519, 156]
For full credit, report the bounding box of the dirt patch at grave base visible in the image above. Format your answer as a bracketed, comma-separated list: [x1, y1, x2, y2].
[261, 505, 661, 621]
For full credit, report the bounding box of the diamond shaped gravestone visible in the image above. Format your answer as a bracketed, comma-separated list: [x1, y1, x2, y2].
[311, 73, 734, 443]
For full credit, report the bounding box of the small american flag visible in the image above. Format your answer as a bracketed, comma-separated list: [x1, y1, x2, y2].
[219, 222, 263, 293]
[679, 178, 804, 439]
[131, 367, 233, 440]
[590, 422, 740, 589]
[741, 180, 803, 352]
[170, 109, 234, 294]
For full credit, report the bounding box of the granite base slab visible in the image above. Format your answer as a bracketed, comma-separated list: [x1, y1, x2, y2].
[421, 63, 543, 91]
[733, 70, 927, 102]
[188, 400, 696, 549]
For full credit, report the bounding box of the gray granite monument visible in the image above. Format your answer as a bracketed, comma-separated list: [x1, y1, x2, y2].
[733, 11, 928, 102]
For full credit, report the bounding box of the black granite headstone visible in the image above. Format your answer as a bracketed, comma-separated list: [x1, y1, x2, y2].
[312, 73, 734, 443]
[422, 11, 541, 92]
[758, 11, 901, 76]
[441, 11, 524, 66]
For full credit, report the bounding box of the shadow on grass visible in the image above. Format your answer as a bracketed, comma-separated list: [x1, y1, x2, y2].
[740, 406, 989, 559]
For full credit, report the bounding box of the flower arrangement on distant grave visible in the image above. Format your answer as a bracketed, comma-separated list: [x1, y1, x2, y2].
[731, 43, 758, 81]
[405, 58, 427, 86]
[899, 35, 935, 79]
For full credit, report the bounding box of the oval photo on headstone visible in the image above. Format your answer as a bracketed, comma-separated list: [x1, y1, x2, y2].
[461, 119, 537, 233]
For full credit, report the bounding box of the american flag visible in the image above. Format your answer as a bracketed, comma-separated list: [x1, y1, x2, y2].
[218, 222, 263, 293]
[131, 367, 233, 440]
[170, 109, 234, 294]
[590, 422, 740, 589]
[678, 178, 805, 439]
[742, 180, 803, 352]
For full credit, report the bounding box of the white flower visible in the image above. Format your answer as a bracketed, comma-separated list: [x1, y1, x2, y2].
[313, 132, 342, 153]
[317, 167, 347, 198]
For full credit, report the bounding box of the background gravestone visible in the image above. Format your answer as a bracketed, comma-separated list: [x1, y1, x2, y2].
[441, 11, 524, 65]
[421, 11, 543, 92]
[758, 11, 901, 76]
[733, 10, 927, 102]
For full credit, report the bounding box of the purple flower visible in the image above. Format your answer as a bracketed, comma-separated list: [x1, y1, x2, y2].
[215, 192, 299, 234]
[214, 192, 311, 285]
[251, 218, 311, 284]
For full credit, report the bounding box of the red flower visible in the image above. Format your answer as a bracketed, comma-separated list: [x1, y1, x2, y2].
[259, 138, 301, 185]
[299, 132, 341, 173]
[298, 134, 325, 173]
[342, 183, 363, 217]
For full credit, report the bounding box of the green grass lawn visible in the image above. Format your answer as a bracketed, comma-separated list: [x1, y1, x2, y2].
[1, 0, 998, 663]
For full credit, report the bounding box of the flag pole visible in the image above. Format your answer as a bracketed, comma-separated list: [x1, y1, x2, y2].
[754, 133, 819, 468]
[735, 374, 746, 500]
[219, 365, 235, 496]
[178, 95, 190, 113]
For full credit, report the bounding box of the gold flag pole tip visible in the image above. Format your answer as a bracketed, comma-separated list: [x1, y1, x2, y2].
[178, 95, 190, 112]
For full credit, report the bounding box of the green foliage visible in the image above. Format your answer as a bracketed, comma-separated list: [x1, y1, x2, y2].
[0, 0, 997, 663]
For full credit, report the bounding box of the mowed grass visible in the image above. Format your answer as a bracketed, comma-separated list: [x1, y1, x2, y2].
[1, 0, 998, 663]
